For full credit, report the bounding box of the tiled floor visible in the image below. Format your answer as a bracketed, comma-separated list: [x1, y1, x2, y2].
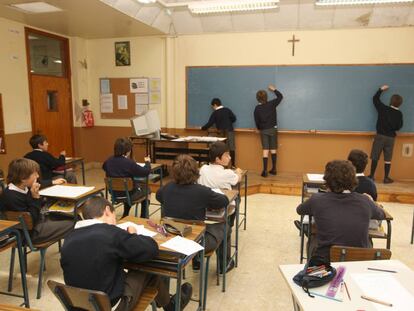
[1, 169, 414, 310]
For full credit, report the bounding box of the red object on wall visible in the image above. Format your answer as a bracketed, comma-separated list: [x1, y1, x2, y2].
[82, 109, 94, 127]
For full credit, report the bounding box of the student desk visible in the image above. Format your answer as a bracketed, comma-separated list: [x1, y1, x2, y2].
[279, 259, 414, 311]
[0, 220, 30, 308]
[65, 157, 85, 185]
[0, 304, 39, 311]
[121, 216, 206, 311]
[237, 169, 248, 231]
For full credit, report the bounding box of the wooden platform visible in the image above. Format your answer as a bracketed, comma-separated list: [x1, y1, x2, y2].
[150, 171, 414, 204]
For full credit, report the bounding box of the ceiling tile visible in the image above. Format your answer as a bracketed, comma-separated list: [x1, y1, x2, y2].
[114, 0, 141, 17]
[406, 7, 414, 26]
[151, 10, 172, 34]
[333, 7, 374, 28]
[200, 14, 233, 33]
[264, 4, 299, 31]
[135, 6, 161, 25]
[298, 3, 334, 29]
[369, 5, 411, 27]
[171, 9, 204, 34]
[231, 12, 265, 32]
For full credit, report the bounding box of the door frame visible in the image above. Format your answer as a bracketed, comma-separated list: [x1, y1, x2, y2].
[24, 27, 75, 154]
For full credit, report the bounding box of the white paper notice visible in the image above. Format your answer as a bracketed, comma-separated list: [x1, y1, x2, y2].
[100, 94, 113, 113]
[117, 222, 157, 237]
[150, 78, 161, 92]
[39, 185, 95, 198]
[161, 236, 204, 256]
[130, 78, 148, 93]
[118, 95, 128, 110]
[306, 174, 325, 182]
[150, 92, 161, 105]
[135, 105, 148, 115]
[351, 273, 414, 311]
[135, 93, 149, 105]
[100, 79, 110, 94]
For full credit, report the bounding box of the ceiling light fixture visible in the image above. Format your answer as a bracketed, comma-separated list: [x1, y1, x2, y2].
[316, 0, 413, 5]
[187, 0, 279, 14]
[137, 0, 157, 3]
[8, 1, 62, 13]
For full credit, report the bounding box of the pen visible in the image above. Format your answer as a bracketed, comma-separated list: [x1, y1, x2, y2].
[367, 267, 397, 273]
[308, 291, 343, 302]
[343, 281, 351, 301]
[361, 295, 392, 307]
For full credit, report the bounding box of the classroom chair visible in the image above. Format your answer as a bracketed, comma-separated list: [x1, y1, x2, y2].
[0, 235, 17, 293]
[47, 280, 158, 311]
[105, 177, 147, 217]
[4, 211, 60, 299]
[330, 245, 392, 262]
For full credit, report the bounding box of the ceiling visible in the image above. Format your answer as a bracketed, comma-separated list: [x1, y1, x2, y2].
[0, 0, 413, 38]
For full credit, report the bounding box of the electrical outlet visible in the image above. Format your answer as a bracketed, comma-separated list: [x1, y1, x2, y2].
[402, 144, 413, 157]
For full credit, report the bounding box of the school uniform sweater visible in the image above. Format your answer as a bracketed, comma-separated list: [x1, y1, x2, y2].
[373, 89, 403, 137]
[201, 106, 237, 131]
[354, 174, 378, 201]
[102, 156, 151, 179]
[60, 221, 158, 305]
[25, 149, 65, 181]
[254, 89, 283, 130]
[0, 186, 41, 224]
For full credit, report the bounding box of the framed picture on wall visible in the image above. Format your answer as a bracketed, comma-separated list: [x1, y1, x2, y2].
[115, 41, 131, 66]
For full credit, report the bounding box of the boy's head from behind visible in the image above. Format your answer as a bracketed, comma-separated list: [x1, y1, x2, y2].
[209, 142, 231, 167]
[29, 134, 48, 150]
[114, 137, 132, 157]
[7, 158, 39, 187]
[323, 160, 357, 193]
[256, 90, 267, 104]
[211, 98, 222, 110]
[390, 94, 403, 108]
[81, 197, 116, 225]
[347, 149, 368, 174]
[171, 154, 199, 185]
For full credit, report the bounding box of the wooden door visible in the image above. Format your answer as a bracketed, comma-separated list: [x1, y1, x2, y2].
[25, 28, 74, 156]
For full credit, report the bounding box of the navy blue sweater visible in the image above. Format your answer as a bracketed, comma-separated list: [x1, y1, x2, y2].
[373, 89, 403, 137]
[254, 89, 283, 130]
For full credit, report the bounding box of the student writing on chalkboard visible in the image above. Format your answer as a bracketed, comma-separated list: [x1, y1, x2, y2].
[369, 85, 403, 184]
[254, 85, 283, 177]
[201, 98, 237, 165]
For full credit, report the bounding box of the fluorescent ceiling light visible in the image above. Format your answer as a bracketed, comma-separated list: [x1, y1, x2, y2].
[188, 0, 279, 14]
[316, 0, 413, 5]
[137, 0, 156, 3]
[8, 1, 62, 13]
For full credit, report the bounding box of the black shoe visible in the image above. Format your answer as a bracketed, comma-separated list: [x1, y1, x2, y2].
[384, 177, 394, 184]
[219, 258, 235, 274]
[164, 282, 193, 311]
[192, 257, 200, 271]
[269, 169, 277, 175]
[261, 170, 268, 177]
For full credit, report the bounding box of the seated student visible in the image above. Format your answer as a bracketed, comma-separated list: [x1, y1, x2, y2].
[60, 197, 192, 311]
[296, 160, 385, 261]
[156, 154, 230, 272]
[0, 158, 73, 244]
[348, 149, 377, 201]
[24, 134, 77, 186]
[103, 137, 151, 218]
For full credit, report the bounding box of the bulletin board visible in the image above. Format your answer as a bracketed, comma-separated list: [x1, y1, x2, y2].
[99, 77, 161, 119]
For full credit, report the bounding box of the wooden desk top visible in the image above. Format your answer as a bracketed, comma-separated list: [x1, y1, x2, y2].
[40, 184, 104, 201]
[65, 157, 84, 164]
[302, 173, 326, 185]
[0, 304, 39, 311]
[223, 189, 239, 203]
[0, 220, 19, 234]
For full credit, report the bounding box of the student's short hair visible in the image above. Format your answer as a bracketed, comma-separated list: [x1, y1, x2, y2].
[114, 137, 132, 157]
[29, 134, 47, 149]
[171, 154, 199, 185]
[390, 94, 403, 108]
[256, 90, 267, 104]
[81, 196, 114, 220]
[211, 98, 222, 107]
[7, 158, 40, 185]
[209, 141, 229, 163]
[323, 160, 357, 193]
[347, 149, 368, 173]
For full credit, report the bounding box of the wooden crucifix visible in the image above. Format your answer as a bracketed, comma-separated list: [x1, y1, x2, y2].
[288, 35, 300, 56]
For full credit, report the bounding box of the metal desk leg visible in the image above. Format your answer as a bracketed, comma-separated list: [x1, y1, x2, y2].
[175, 260, 183, 311]
[199, 235, 205, 310]
[222, 209, 228, 292]
[411, 209, 414, 244]
[81, 161, 86, 185]
[386, 219, 392, 249]
[244, 174, 247, 230]
[235, 196, 240, 267]
[13, 229, 30, 308]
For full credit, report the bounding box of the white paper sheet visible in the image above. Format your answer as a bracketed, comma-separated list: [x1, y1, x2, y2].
[100, 93, 113, 113]
[135, 104, 148, 115]
[100, 79, 110, 94]
[161, 236, 204, 256]
[306, 173, 325, 182]
[150, 92, 161, 104]
[117, 95, 128, 110]
[39, 185, 95, 198]
[135, 93, 149, 105]
[172, 136, 226, 142]
[150, 78, 161, 92]
[117, 222, 157, 237]
[130, 78, 148, 93]
[351, 273, 414, 311]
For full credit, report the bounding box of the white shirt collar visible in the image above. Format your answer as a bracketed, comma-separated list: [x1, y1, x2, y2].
[390, 105, 399, 111]
[356, 173, 364, 177]
[215, 106, 224, 110]
[74, 219, 104, 229]
[209, 163, 225, 169]
[8, 183, 29, 194]
[34, 149, 43, 152]
[343, 190, 351, 193]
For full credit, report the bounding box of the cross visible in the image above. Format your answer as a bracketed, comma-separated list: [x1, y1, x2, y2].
[288, 35, 300, 56]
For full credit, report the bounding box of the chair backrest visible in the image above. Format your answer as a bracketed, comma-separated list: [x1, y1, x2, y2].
[3, 211, 34, 230]
[104, 177, 135, 205]
[47, 280, 112, 311]
[330, 245, 392, 262]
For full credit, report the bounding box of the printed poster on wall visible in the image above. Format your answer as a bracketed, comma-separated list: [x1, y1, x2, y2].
[130, 78, 148, 93]
[117, 95, 128, 110]
[100, 94, 113, 113]
[150, 92, 161, 105]
[150, 78, 161, 92]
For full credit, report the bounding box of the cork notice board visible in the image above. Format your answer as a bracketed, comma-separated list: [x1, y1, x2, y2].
[100, 77, 148, 119]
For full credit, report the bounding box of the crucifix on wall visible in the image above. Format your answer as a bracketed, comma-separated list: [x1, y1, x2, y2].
[288, 35, 300, 56]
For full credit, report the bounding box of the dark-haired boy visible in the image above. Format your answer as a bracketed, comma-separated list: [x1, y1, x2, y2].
[348, 149, 377, 201]
[369, 85, 403, 184]
[60, 197, 192, 311]
[201, 98, 237, 165]
[24, 134, 77, 186]
[254, 85, 283, 177]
